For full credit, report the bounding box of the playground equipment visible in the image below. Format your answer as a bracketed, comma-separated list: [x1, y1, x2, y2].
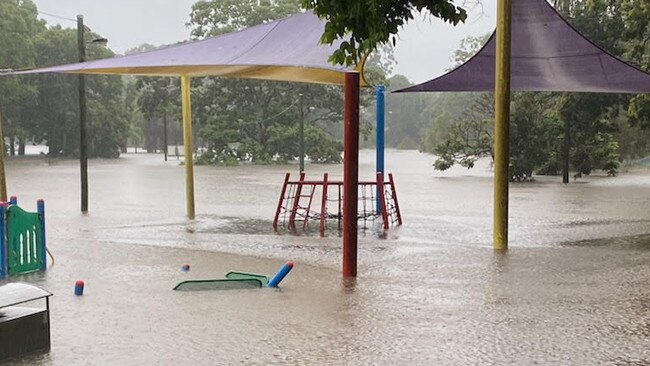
[273, 172, 402, 235]
[173, 262, 294, 291]
[0, 283, 53, 362]
[0, 197, 47, 279]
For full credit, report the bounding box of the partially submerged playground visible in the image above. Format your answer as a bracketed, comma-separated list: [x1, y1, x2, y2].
[0, 0, 650, 362]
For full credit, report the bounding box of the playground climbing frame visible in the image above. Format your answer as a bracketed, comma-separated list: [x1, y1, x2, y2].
[273, 172, 402, 235]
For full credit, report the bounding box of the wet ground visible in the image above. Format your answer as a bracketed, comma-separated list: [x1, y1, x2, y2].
[1, 150, 649, 365]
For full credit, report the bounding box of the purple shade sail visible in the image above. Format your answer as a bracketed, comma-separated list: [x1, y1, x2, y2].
[8, 12, 362, 86]
[398, 0, 650, 94]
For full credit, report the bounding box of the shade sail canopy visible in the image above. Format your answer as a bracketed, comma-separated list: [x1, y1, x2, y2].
[398, 0, 650, 94]
[11, 12, 364, 86]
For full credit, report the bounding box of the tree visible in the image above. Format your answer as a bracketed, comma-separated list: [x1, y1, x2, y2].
[0, 0, 45, 155]
[30, 25, 129, 158]
[135, 76, 180, 153]
[301, 0, 468, 66]
[187, 0, 355, 165]
[188, 0, 300, 39]
[384, 74, 433, 149]
[449, 33, 490, 69]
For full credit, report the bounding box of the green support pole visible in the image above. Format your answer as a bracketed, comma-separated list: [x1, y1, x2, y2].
[181, 75, 195, 219]
[493, 0, 512, 250]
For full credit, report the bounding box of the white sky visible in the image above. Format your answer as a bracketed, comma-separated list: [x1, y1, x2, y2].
[32, 0, 497, 84]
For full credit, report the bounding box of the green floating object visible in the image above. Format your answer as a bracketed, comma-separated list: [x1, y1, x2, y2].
[173, 278, 263, 291]
[225, 271, 270, 286]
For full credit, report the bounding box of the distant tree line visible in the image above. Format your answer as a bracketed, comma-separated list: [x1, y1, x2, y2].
[0, 0, 390, 164]
[388, 0, 650, 181]
[2, 0, 647, 177]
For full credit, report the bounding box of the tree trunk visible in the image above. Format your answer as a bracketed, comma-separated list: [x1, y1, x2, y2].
[9, 137, 15, 157]
[562, 118, 570, 184]
[18, 137, 25, 156]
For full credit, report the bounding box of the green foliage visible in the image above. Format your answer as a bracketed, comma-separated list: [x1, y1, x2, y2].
[188, 0, 301, 38]
[382, 74, 432, 149]
[186, 0, 380, 166]
[301, 0, 467, 66]
[135, 76, 180, 152]
[430, 94, 494, 172]
[0, 1, 132, 159]
[420, 0, 650, 181]
[449, 33, 490, 69]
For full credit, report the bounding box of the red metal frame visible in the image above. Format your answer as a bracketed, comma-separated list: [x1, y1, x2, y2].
[388, 173, 403, 226]
[376, 173, 389, 230]
[287, 172, 305, 231]
[273, 173, 291, 231]
[319, 173, 328, 236]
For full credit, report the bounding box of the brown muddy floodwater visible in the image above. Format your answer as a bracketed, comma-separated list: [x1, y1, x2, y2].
[1, 150, 649, 365]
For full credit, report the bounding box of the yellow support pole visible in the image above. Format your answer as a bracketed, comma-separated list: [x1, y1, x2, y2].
[493, 0, 512, 250]
[0, 106, 7, 201]
[181, 75, 195, 219]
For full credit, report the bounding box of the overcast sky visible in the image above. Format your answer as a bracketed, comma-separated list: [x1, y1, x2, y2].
[32, 0, 497, 84]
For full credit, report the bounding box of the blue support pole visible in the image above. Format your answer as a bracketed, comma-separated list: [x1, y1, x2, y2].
[375, 85, 385, 212]
[0, 203, 6, 278]
[37, 199, 46, 271]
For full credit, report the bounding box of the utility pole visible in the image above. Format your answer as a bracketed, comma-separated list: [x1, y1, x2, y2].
[77, 15, 89, 213]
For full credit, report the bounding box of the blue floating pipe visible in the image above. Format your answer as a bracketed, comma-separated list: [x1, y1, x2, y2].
[267, 262, 294, 288]
[375, 85, 385, 212]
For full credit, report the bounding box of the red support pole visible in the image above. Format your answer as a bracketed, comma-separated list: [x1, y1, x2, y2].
[288, 172, 306, 230]
[343, 72, 360, 277]
[376, 173, 389, 230]
[273, 173, 291, 231]
[320, 173, 329, 237]
[388, 173, 403, 226]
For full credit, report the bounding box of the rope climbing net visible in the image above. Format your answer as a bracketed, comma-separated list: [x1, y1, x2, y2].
[273, 172, 402, 236]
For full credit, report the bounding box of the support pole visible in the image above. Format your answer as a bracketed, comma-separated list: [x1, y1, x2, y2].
[299, 98, 305, 172]
[163, 111, 168, 162]
[493, 0, 512, 250]
[0, 106, 7, 201]
[343, 72, 360, 277]
[375, 85, 385, 212]
[77, 15, 89, 213]
[37, 199, 46, 271]
[181, 75, 195, 219]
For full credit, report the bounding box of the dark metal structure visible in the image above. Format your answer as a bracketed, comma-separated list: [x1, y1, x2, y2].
[0, 283, 53, 362]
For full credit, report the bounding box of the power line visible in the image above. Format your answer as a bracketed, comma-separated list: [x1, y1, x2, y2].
[37, 10, 77, 23]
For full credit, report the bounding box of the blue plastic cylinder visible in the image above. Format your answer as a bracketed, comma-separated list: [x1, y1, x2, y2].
[267, 262, 294, 288]
[375, 85, 385, 211]
[74, 280, 85, 296]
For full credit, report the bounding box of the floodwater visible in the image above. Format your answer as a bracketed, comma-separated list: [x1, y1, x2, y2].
[1, 150, 649, 365]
